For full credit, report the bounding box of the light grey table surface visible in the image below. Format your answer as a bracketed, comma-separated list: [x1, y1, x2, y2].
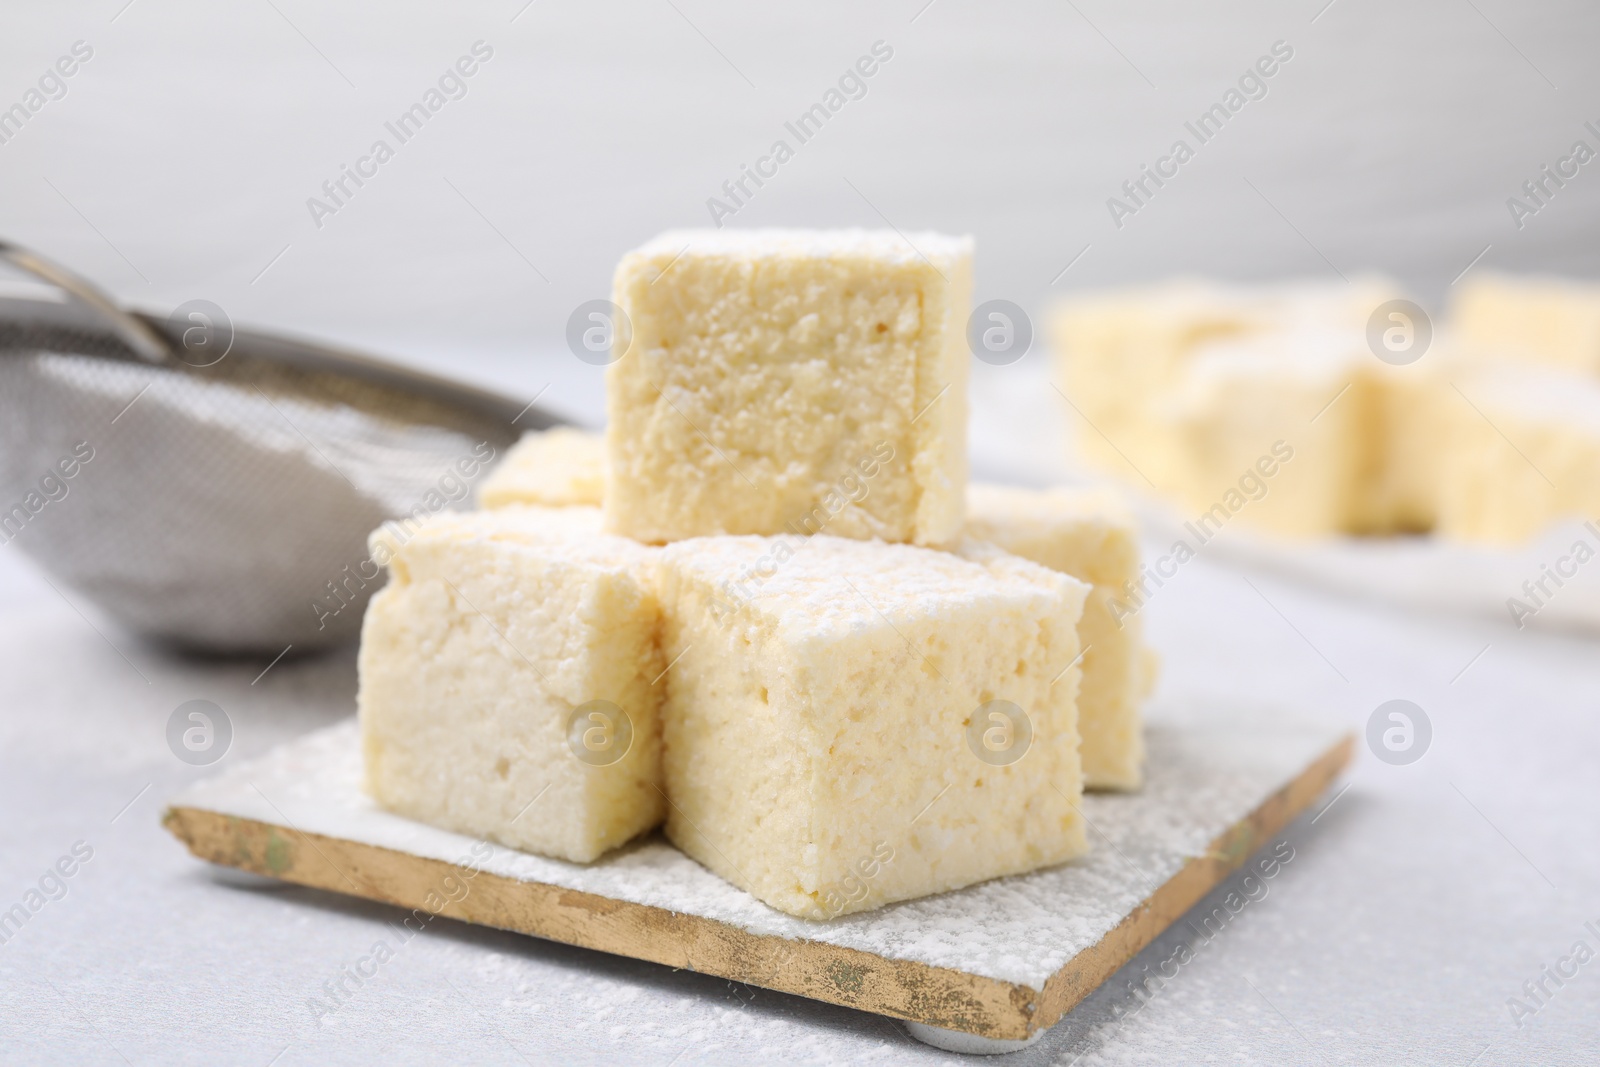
[2, 435, 1597, 1064]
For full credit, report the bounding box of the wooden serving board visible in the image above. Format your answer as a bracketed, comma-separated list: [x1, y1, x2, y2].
[163, 713, 1352, 1042]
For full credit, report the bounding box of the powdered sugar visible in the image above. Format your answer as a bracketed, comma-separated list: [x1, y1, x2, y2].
[629, 229, 974, 272]
[171, 704, 1346, 990]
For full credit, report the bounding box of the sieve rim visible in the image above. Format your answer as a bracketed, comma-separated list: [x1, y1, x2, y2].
[0, 237, 568, 436]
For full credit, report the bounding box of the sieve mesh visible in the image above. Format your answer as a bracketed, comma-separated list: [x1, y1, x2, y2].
[0, 292, 543, 654]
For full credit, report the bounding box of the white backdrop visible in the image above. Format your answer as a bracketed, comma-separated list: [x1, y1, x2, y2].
[2, 0, 1598, 424]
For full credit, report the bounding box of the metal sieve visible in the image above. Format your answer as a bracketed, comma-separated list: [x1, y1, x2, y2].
[0, 240, 559, 655]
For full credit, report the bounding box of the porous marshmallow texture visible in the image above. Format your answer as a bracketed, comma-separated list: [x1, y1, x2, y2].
[964, 483, 1152, 790]
[653, 533, 1089, 919]
[605, 229, 973, 546]
[359, 506, 663, 864]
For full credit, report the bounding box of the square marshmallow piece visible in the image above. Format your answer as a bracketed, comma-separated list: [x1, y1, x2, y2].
[1452, 273, 1600, 376]
[478, 428, 607, 509]
[359, 506, 663, 864]
[964, 483, 1154, 790]
[654, 534, 1090, 919]
[605, 229, 973, 545]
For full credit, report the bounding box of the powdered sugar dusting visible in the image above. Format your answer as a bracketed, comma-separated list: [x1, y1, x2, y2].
[631, 228, 974, 272]
[172, 706, 1346, 990]
[659, 534, 1086, 643]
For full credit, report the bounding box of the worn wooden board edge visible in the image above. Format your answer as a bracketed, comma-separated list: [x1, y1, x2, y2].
[161, 732, 1353, 1041]
[1035, 732, 1354, 1026]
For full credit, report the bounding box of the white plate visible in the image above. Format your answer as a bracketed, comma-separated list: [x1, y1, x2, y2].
[1138, 504, 1600, 637]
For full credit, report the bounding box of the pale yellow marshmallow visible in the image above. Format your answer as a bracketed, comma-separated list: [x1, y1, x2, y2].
[653, 534, 1089, 919]
[1051, 274, 1459, 540]
[1050, 278, 1398, 497]
[479, 428, 606, 509]
[963, 483, 1152, 790]
[1452, 273, 1600, 376]
[358, 506, 662, 864]
[1432, 364, 1600, 544]
[605, 229, 973, 546]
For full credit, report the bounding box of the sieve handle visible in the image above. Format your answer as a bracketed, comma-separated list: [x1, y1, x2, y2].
[0, 239, 172, 365]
